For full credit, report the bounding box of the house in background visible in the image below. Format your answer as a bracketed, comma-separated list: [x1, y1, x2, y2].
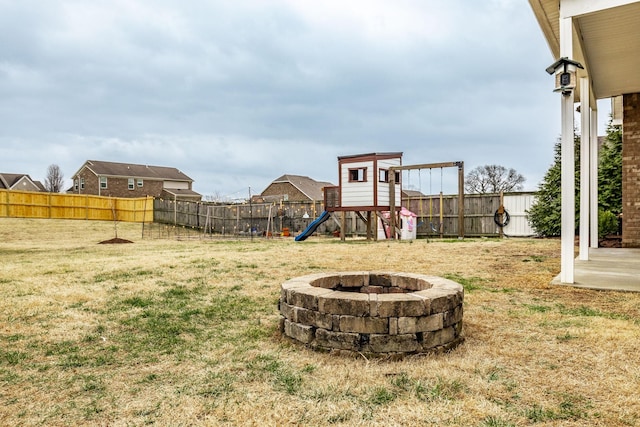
[0, 173, 46, 192]
[257, 174, 334, 203]
[70, 160, 201, 201]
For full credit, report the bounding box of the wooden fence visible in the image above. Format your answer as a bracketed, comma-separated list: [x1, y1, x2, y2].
[153, 192, 537, 238]
[405, 192, 536, 238]
[153, 198, 328, 236]
[0, 189, 535, 237]
[0, 190, 153, 222]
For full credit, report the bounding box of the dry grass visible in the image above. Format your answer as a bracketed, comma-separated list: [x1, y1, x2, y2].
[0, 218, 639, 426]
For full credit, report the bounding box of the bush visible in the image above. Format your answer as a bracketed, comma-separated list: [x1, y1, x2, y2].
[598, 210, 618, 239]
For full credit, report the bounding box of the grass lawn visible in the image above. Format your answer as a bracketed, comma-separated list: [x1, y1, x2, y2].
[0, 218, 638, 426]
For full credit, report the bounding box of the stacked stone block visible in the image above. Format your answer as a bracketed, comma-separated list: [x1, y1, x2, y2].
[279, 272, 464, 356]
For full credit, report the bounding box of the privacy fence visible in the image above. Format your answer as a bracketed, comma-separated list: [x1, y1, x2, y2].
[405, 192, 536, 238]
[1, 189, 535, 238]
[0, 190, 153, 222]
[153, 192, 537, 238]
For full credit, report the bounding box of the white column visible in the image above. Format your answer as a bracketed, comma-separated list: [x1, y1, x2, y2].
[590, 108, 599, 248]
[579, 77, 590, 260]
[560, 16, 575, 283]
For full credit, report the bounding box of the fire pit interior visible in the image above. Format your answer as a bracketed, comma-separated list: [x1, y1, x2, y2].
[279, 272, 464, 356]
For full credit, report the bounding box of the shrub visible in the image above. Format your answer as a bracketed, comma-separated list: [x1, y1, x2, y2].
[598, 210, 618, 239]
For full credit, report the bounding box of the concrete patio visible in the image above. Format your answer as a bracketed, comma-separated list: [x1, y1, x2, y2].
[552, 248, 640, 292]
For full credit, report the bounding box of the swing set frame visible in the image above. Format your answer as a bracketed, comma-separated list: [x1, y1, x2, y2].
[388, 161, 464, 240]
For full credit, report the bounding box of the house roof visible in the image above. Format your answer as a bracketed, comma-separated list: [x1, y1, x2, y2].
[529, 0, 640, 101]
[265, 174, 335, 201]
[338, 152, 403, 162]
[0, 173, 23, 188]
[0, 173, 45, 191]
[161, 188, 202, 200]
[74, 160, 194, 182]
[402, 189, 426, 199]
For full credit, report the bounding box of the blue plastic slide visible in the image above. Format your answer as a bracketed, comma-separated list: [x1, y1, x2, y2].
[295, 211, 331, 241]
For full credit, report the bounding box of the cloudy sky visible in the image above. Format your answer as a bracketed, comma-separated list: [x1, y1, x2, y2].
[1, 0, 610, 199]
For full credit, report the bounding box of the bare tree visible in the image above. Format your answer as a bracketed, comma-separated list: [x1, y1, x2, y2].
[204, 191, 229, 203]
[45, 164, 64, 193]
[465, 164, 525, 194]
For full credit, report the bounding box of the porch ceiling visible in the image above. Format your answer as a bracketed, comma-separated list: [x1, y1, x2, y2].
[529, 0, 640, 100]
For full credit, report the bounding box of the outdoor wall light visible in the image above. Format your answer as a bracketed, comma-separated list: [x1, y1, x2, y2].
[546, 57, 584, 95]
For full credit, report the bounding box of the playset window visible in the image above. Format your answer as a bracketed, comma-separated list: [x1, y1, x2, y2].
[349, 168, 367, 182]
[378, 169, 400, 183]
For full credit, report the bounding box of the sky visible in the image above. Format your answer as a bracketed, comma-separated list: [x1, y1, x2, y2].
[1, 0, 611, 200]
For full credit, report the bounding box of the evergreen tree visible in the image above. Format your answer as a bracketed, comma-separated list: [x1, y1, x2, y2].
[527, 117, 622, 237]
[598, 121, 622, 214]
[527, 134, 580, 237]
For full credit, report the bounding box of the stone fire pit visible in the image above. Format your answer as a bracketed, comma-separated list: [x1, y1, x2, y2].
[279, 272, 464, 356]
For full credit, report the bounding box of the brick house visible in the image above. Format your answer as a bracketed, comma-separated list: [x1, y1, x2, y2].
[0, 173, 46, 192]
[529, 0, 640, 284]
[257, 174, 334, 203]
[70, 160, 202, 201]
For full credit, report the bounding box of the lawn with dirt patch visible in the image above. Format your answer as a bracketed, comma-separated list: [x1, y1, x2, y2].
[0, 218, 638, 426]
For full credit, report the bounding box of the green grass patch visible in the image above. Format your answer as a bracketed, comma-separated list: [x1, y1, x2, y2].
[105, 283, 274, 358]
[556, 304, 630, 321]
[443, 273, 487, 292]
[556, 332, 580, 342]
[198, 372, 235, 398]
[522, 255, 546, 263]
[387, 372, 466, 402]
[93, 268, 155, 283]
[121, 296, 154, 308]
[0, 349, 29, 366]
[4, 334, 26, 342]
[480, 416, 516, 427]
[525, 304, 552, 313]
[189, 258, 220, 268]
[419, 376, 466, 401]
[367, 386, 396, 405]
[525, 394, 591, 422]
[245, 353, 311, 395]
[204, 293, 269, 322]
[235, 262, 258, 269]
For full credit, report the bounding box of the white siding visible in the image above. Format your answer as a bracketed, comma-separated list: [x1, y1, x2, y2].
[376, 158, 401, 207]
[341, 161, 374, 207]
[164, 181, 189, 190]
[503, 193, 537, 236]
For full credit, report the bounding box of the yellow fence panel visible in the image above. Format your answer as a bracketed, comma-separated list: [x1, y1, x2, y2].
[0, 190, 153, 223]
[5, 191, 51, 218]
